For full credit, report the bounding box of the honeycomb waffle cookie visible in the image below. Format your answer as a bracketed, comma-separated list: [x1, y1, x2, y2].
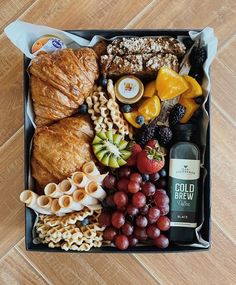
[86, 83, 132, 138]
[107, 79, 132, 138]
[40, 207, 94, 227]
[86, 87, 113, 133]
[35, 208, 104, 251]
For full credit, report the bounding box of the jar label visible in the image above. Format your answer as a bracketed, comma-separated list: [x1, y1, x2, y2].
[169, 159, 200, 228]
[117, 78, 140, 99]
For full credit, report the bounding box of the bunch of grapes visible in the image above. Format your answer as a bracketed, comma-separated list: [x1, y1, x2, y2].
[99, 166, 170, 250]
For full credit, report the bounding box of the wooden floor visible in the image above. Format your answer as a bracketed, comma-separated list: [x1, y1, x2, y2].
[0, 0, 235, 284]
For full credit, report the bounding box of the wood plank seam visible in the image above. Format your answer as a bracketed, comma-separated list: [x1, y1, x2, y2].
[211, 99, 236, 128]
[15, 244, 52, 285]
[0, 0, 40, 40]
[216, 55, 236, 75]
[217, 32, 236, 53]
[0, 125, 23, 149]
[14, 0, 41, 24]
[0, 1, 37, 34]
[131, 253, 163, 285]
[124, 0, 158, 29]
[211, 217, 236, 245]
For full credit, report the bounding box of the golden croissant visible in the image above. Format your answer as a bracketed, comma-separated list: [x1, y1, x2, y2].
[31, 116, 95, 193]
[29, 48, 99, 126]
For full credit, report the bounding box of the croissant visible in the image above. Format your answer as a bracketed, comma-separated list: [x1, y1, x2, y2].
[29, 48, 99, 126]
[31, 116, 95, 193]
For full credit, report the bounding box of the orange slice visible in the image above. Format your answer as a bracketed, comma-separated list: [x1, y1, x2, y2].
[138, 96, 161, 121]
[143, 81, 157, 98]
[181, 75, 202, 99]
[179, 96, 200, 123]
[123, 110, 143, 129]
[156, 67, 189, 100]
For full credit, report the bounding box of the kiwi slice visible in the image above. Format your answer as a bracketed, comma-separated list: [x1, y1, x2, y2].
[92, 130, 131, 168]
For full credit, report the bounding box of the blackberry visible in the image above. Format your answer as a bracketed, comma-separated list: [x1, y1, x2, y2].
[135, 123, 157, 147]
[189, 46, 207, 67]
[156, 126, 173, 145]
[189, 66, 204, 84]
[169, 104, 186, 126]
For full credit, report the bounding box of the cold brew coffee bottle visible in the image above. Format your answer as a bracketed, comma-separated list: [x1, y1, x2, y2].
[168, 124, 200, 243]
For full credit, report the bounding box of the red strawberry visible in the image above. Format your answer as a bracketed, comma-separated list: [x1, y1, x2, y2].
[137, 147, 165, 174]
[146, 139, 160, 149]
[126, 143, 142, 166]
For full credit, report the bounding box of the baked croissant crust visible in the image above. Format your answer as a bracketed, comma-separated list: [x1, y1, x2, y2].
[31, 115, 95, 192]
[29, 48, 99, 126]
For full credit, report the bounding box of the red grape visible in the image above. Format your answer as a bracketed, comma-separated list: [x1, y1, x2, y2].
[146, 225, 160, 239]
[141, 182, 156, 196]
[119, 166, 131, 178]
[154, 193, 169, 207]
[117, 206, 127, 212]
[122, 222, 134, 236]
[115, 235, 129, 250]
[154, 234, 169, 248]
[127, 205, 139, 216]
[117, 178, 129, 192]
[132, 192, 146, 208]
[139, 205, 149, 215]
[105, 195, 115, 207]
[128, 181, 140, 193]
[103, 227, 117, 241]
[134, 227, 148, 241]
[113, 191, 128, 207]
[130, 173, 142, 184]
[155, 189, 167, 196]
[98, 212, 111, 227]
[103, 175, 116, 189]
[159, 204, 170, 216]
[111, 211, 125, 229]
[128, 236, 138, 247]
[136, 215, 148, 228]
[149, 172, 160, 182]
[157, 216, 170, 231]
[147, 207, 161, 223]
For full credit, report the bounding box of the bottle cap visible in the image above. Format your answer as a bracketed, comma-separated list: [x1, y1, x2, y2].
[173, 124, 196, 141]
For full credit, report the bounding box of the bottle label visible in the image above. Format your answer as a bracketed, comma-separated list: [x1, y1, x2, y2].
[169, 159, 200, 228]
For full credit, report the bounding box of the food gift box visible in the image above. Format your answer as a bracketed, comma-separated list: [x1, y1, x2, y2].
[5, 21, 217, 252]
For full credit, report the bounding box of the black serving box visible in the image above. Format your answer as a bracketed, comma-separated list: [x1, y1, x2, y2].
[24, 29, 211, 252]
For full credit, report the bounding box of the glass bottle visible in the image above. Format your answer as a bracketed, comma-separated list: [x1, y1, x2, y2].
[168, 124, 200, 243]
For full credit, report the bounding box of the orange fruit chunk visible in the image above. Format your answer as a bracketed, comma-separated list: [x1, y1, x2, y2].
[124, 110, 143, 129]
[179, 96, 200, 123]
[156, 67, 189, 101]
[138, 96, 161, 121]
[181, 75, 202, 99]
[143, 81, 157, 98]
